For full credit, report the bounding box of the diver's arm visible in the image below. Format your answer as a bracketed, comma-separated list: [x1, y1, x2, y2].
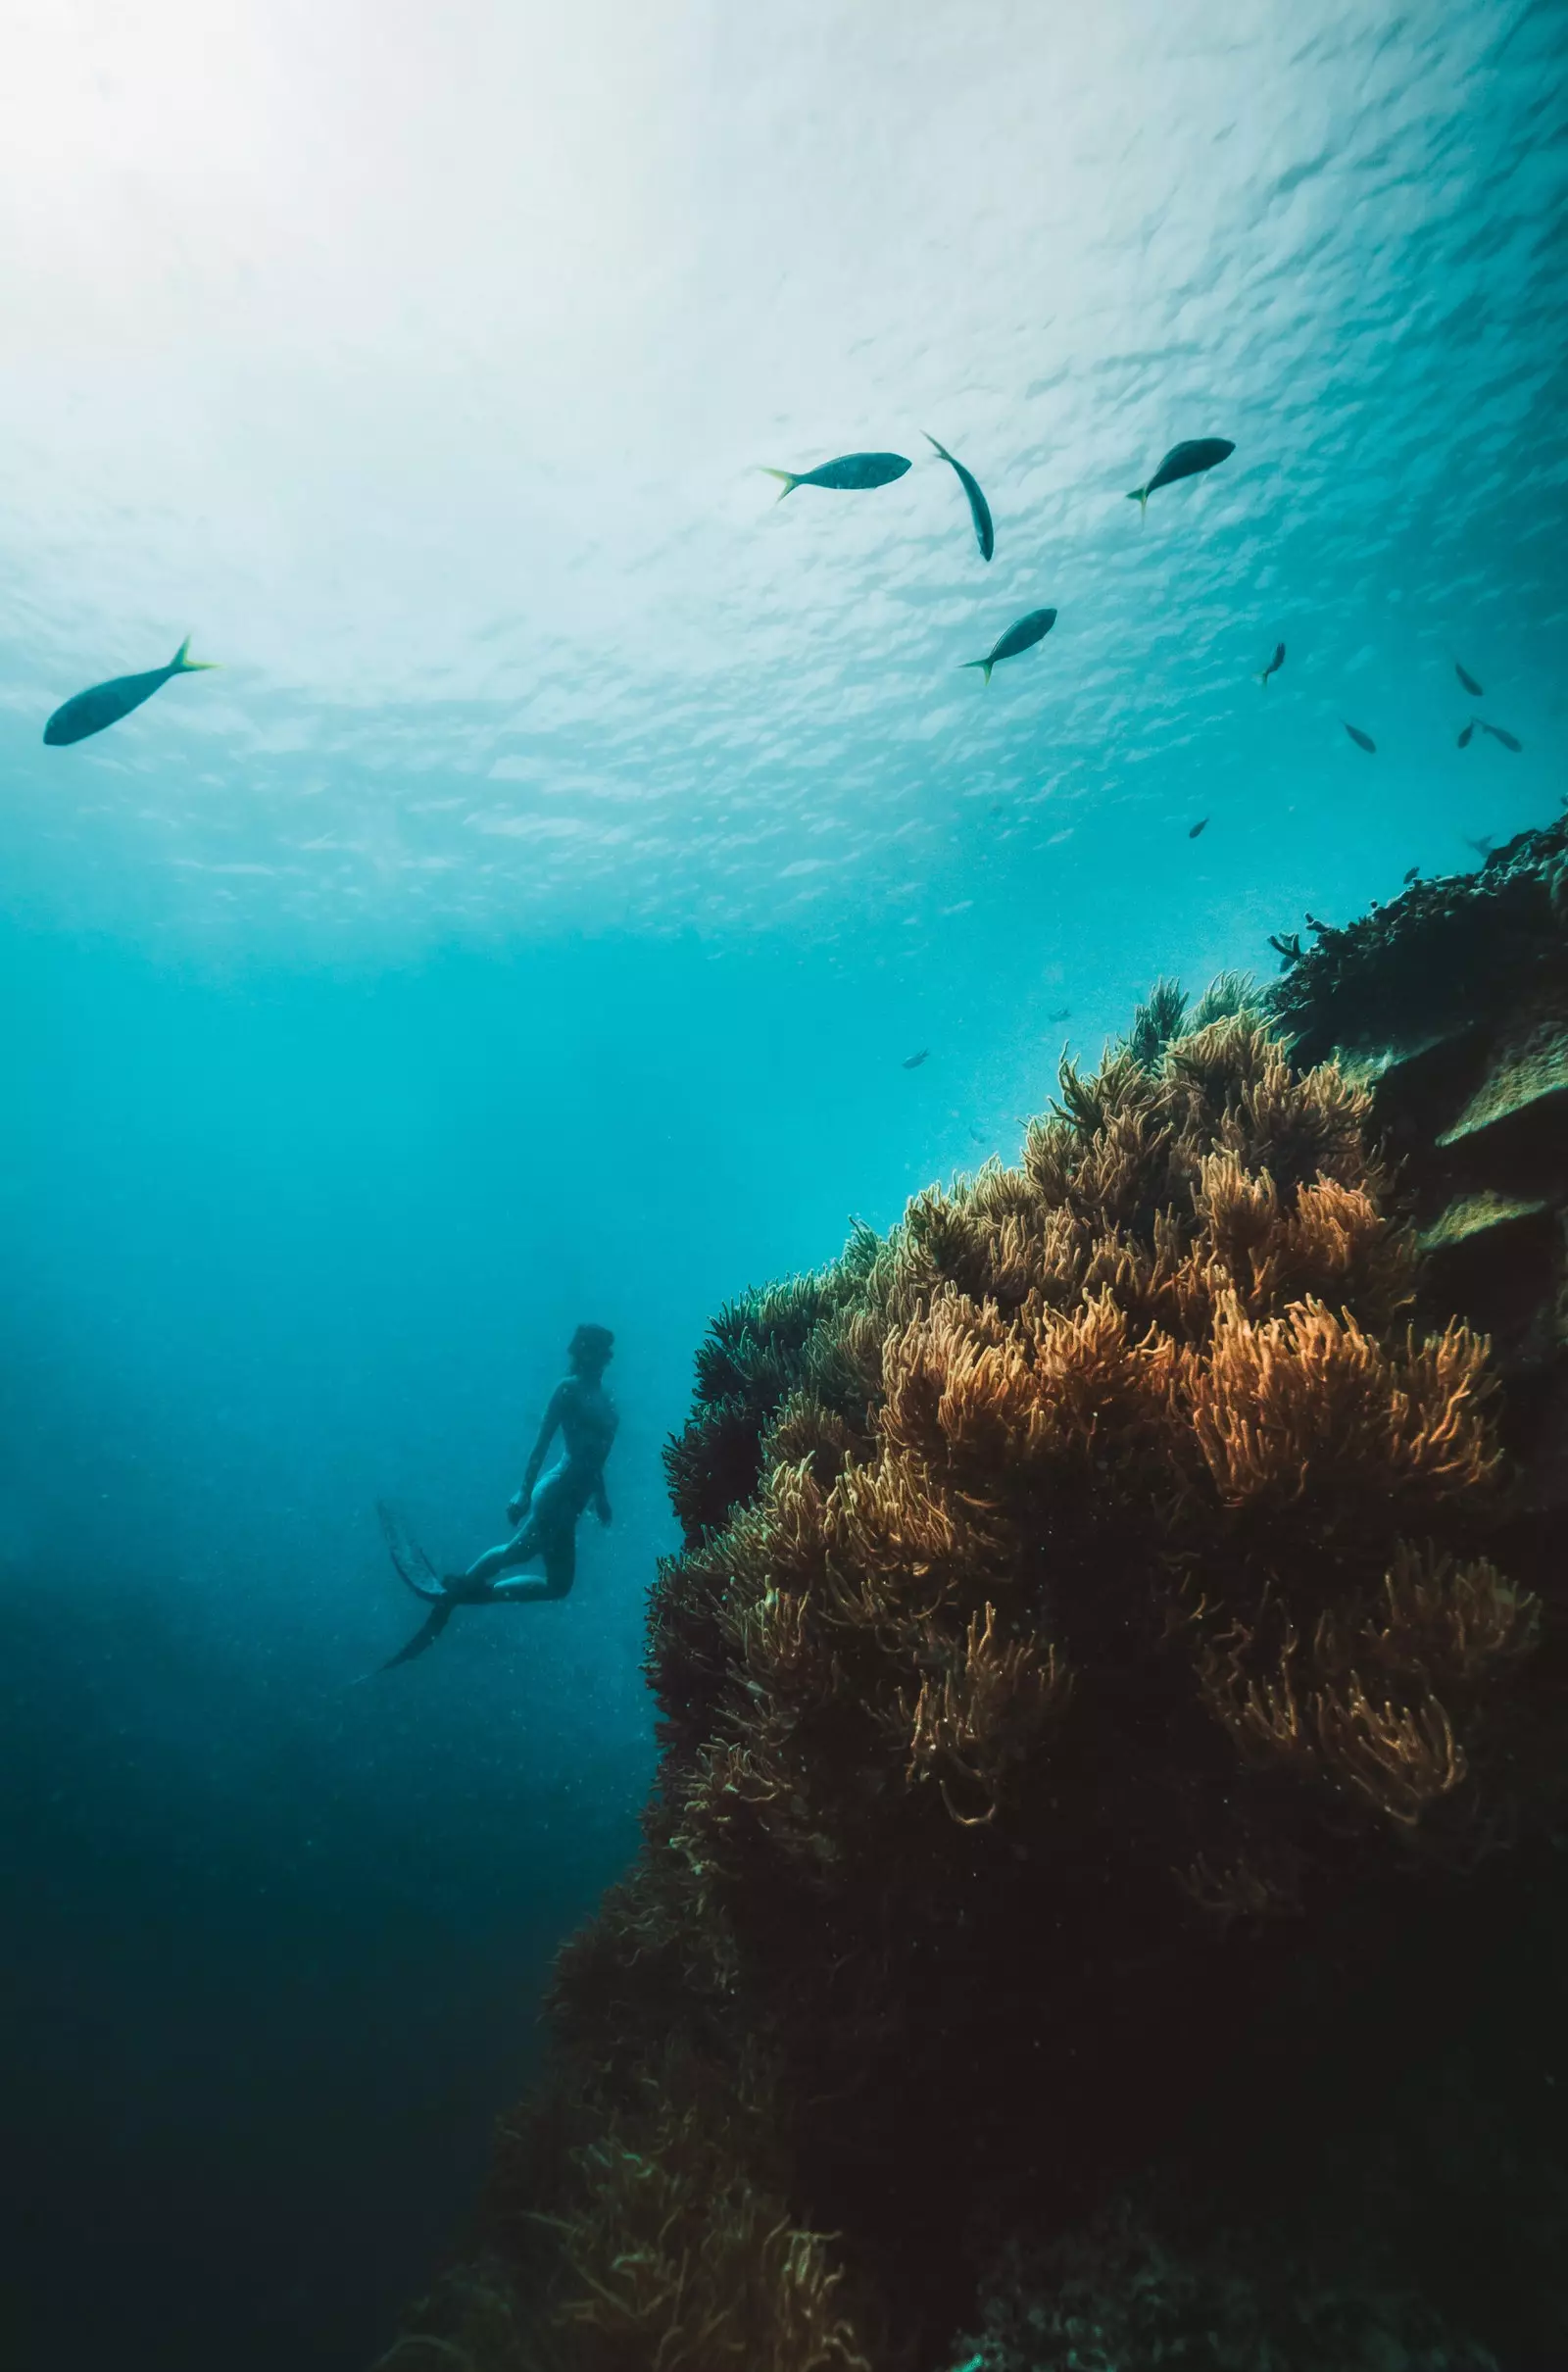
[509, 1388, 564, 1520]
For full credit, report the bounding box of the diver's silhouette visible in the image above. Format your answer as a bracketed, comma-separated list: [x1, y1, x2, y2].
[375, 1324, 616, 1670]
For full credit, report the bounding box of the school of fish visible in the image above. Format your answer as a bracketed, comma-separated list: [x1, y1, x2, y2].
[40, 416, 1532, 1096]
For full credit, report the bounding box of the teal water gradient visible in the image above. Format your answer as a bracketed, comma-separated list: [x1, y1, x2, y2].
[0, 2, 1564, 2365]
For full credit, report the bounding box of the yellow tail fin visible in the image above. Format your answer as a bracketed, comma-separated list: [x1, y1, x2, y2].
[171, 635, 219, 672]
[760, 468, 798, 502]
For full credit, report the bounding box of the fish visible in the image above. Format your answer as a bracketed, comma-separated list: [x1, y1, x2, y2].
[968, 1127, 989, 1146]
[1455, 662, 1484, 698]
[1482, 722, 1522, 753]
[1403, 865, 1421, 884]
[1188, 817, 1208, 838]
[961, 607, 1056, 685]
[902, 1049, 929, 1069]
[1344, 722, 1377, 754]
[43, 635, 218, 746]
[1255, 641, 1286, 687]
[1457, 720, 1476, 748]
[1047, 1006, 1071, 1024]
[924, 432, 994, 562]
[1127, 437, 1235, 519]
[760, 452, 911, 500]
[1464, 835, 1494, 859]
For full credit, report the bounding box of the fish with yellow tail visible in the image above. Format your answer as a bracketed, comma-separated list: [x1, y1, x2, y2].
[924, 432, 995, 560]
[760, 452, 911, 500]
[961, 607, 1056, 685]
[44, 636, 218, 746]
[1127, 437, 1235, 520]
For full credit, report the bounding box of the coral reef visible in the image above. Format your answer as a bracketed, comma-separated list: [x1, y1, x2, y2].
[384, 943, 1568, 2372]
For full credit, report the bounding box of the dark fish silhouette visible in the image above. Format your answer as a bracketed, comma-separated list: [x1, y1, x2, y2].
[44, 635, 217, 746]
[1455, 661, 1484, 698]
[1457, 720, 1476, 748]
[1127, 437, 1235, 519]
[1255, 641, 1286, 687]
[968, 1127, 989, 1146]
[1482, 722, 1522, 753]
[924, 432, 994, 561]
[1344, 722, 1377, 754]
[1047, 1006, 1071, 1023]
[761, 452, 911, 500]
[962, 607, 1056, 685]
[1465, 835, 1494, 859]
[1403, 865, 1421, 884]
[1188, 817, 1208, 838]
[902, 1049, 929, 1069]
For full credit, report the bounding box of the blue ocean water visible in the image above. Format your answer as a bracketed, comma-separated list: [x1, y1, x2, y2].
[0, 3, 1563, 2364]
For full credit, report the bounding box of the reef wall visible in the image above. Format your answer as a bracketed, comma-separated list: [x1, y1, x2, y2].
[1267, 811, 1568, 1570]
[381, 835, 1568, 2372]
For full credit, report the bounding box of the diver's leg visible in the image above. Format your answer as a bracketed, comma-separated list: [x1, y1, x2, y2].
[491, 1532, 575, 1605]
[458, 1517, 542, 1594]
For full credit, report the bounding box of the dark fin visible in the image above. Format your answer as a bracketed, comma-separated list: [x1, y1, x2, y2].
[1128, 486, 1149, 519]
[377, 1500, 445, 1600]
[378, 1599, 457, 1671]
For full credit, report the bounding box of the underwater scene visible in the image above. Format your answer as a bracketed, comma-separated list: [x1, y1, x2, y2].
[2, 3, 1566, 2368]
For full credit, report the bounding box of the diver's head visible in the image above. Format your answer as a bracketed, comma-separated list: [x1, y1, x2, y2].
[568, 1322, 614, 1379]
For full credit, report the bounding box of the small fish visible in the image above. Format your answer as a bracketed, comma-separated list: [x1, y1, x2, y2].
[1457, 720, 1476, 748]
[968, 1127, 989, 1146]
[43, 635, 218, 746]
[1455, 661, 1484, 698]
[1255, 641, 1286, 687]
[1046, 1006, 1071, 1023]
[760, 452, 911, 500]
[902, 1049, 929, 1069]
[1188, 816, 1208, 839]
[1127, 437, 1235, 520]
[924, 432, 994, 562]
[1464, 835, 1494, 859]
[1403, 865, 1420, 884]
[961, 607, 1056, 685]
[1344, 722, 1377, 754]
[1482, 722, 1522, 753]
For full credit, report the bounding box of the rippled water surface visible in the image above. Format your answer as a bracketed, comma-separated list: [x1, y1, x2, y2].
[1, 5, 1564, 2368]
[4, 0, 1563, 960]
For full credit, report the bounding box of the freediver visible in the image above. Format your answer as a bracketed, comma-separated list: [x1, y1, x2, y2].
[375, 1323, 617, 1669]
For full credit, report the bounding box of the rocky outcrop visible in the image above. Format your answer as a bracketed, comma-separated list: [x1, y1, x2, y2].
[1266, 814, 1568, 1559]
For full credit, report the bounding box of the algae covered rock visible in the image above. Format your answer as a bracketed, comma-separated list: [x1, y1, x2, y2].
[951, 2204, 1499, 2372]
[1266, 814, 1568, 1545]
[383, 942, 1568, 2372]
